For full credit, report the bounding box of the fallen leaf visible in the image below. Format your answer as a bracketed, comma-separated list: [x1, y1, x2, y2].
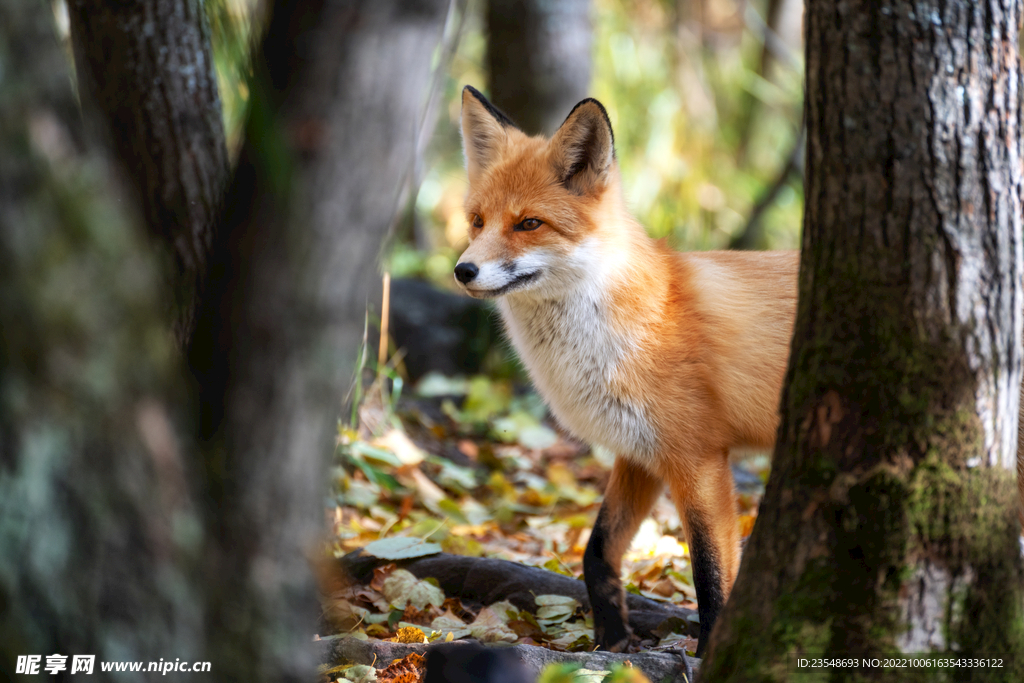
[431, 609, 471, 640]
[374, 429, 426, 466]
[468, 606, 518, 643]
[457, 440, 479, 459]
[415, 373, 469, 397]
[649, 578, 676, 598]
[370, 564, 397, 591]
[390, 626, 428, 644]
[393, 624, 430, 643]
[535, 595, 578, 607]
[377, 652, 426, 683]
[340, 664, 377, 683]
[407, 468, 448, 514]
[739, 513, 757, 537]
[381, 569, 445, 610]
[363, 537, 441, 561]
[518, 424, 558, 450]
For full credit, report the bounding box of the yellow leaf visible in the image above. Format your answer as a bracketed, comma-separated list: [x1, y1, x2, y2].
[739, 514, 756, 538]
[391, 626, 427, 643]
[547, 463, 576, 488]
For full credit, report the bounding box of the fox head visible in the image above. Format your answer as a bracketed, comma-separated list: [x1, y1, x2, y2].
[454, 86, 627, 299]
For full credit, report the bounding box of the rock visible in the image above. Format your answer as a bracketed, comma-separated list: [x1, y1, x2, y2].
[388, 278, 502, 381]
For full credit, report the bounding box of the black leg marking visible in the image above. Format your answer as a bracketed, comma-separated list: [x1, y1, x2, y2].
[687, 511, 724, 659]
[583, 505, 632, 651]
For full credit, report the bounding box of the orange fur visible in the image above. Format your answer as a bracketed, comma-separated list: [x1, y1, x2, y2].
[454, 86, 798, 654]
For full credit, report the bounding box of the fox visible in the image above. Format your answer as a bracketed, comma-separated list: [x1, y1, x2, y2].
[452, 85, 799, 657]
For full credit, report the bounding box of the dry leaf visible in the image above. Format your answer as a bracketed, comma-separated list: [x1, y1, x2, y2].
[468, 606, 518, 643]
[381, 569, 445, 610]
[377, 652, 426, 683]
[390, 626, 428, 644]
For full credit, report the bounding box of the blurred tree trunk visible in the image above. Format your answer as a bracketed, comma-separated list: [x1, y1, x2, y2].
[704, 0, 1024, 679]
[0, 0, 206, 674]
[67, 0, 230, 347]
[2, 0, 447, 681]
[187, 0, 449, 679]
[486, 0, 591, 135]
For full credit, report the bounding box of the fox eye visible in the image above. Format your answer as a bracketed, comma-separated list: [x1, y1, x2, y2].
[471, 214, 484, 228]
[515, 218, 542, 232]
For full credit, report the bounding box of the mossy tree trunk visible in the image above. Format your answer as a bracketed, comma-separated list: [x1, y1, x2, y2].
[67, 0, 230, 347]
[704, 1, 1024, 680]
[486, 0, 592, 135]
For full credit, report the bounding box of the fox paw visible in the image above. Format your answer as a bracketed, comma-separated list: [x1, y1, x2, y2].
[593, 618, 633, 652]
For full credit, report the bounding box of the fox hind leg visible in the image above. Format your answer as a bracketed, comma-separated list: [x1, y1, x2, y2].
[583, 455, 663, 652]
[668, 451, 740, 658]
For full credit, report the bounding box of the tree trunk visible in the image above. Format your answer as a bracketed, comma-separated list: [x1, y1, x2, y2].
[0, 0, 206, 673]
[486, 0, 592, 135]
[67, 0, 230, 346]
[704, 0, 1024, 679]
[187, 1, 449, 679]
[2, 0, 448, 680]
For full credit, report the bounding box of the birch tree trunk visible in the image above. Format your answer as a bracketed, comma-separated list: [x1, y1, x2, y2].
[703, 0, 1024, 679]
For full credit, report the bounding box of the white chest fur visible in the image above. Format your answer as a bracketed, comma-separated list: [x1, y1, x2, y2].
[498, 288, 658, 458]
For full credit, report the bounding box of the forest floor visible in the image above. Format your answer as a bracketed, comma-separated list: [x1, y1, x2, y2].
[322, 372, 769, 682]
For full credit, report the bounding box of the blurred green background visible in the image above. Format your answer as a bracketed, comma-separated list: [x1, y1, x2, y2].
[209, 0, 804, 297]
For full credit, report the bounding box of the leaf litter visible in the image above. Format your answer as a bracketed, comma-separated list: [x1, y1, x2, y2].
[325, 371, 766, 680]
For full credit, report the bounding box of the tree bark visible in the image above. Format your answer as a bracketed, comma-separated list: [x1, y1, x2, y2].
[187, 1, 450, 680]
[486, 0, 592, 135]
[0, 0, 206, 673]
[67, 0, 230, 346]
[2, 0, 448, 680]
[704, 0, 1024, 679]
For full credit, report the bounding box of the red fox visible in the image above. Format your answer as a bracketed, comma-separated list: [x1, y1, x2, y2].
[453, 85, 798, 656]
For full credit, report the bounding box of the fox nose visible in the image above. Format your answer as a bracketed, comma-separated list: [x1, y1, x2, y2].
[454, 262, 479, 284]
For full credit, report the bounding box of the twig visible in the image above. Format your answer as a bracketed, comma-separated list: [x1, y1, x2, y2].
[378, 272, 391, 373]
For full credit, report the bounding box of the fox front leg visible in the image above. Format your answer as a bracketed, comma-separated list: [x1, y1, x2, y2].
[583, 456, 662, 651]
[668, 452, 740, 658]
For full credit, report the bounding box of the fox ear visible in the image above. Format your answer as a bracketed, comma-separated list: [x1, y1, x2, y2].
[461, 86, 517, 182]
[549, 99, 615, 196]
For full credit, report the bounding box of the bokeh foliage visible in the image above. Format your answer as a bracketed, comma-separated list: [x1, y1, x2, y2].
[206, 0, 260, 155]
[206, 0, 804, 288]
[395, 0, 804, 288]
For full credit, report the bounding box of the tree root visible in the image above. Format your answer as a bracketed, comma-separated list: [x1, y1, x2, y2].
[339, 550, 699, 640]
[319, 636, 700, 683]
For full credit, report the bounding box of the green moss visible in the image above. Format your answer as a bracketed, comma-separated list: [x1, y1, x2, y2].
[706, 446, 1024, 682]
[907, 456, 1017, 561]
